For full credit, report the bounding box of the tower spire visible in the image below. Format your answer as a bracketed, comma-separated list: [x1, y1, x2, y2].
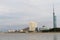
[53, 4, 54, 14]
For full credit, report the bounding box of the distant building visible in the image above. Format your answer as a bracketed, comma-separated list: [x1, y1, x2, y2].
[20, 30, 23, 32]
[8, 30, 17, 33]
[18, 21, 38, 33]
[19, 27, 29, 33]
[29, 21, 37, 32]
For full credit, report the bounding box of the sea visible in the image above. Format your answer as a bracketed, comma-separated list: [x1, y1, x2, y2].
[0, 33, 60, 40]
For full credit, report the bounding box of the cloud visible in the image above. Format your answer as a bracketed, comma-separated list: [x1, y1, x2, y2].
[0, 0, 60, 28]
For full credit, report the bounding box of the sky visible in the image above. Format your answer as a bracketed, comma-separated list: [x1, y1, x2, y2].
[0, 0, 60, 29]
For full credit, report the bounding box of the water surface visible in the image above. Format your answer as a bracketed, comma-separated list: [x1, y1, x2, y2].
[0, 33, 60, 40]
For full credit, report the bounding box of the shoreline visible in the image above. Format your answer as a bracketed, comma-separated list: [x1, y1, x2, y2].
[0, 32, 60, 34]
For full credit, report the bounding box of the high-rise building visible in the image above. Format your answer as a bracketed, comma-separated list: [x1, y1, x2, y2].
[53, 5, 57, 28]
[29, 21, 37, 32]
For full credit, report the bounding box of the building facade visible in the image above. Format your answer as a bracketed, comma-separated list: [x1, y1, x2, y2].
[29, 21, 37, 32]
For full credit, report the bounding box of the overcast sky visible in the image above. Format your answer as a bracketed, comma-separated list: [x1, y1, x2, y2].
[0, 0, 60, 28]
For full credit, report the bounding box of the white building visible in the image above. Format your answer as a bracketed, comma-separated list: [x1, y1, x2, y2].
[8, 30, 16, 32]
[29, 21, 37, 32]
[39, 26, 50, 31]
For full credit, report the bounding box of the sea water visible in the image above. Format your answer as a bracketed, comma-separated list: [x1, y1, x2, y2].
[0, 33, 60, 40]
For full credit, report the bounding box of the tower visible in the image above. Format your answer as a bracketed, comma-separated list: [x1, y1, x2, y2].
[53, 4, 57, 28]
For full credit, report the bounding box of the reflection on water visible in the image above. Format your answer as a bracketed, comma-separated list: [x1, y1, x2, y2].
[54, 35, 57, 40]
[0, 33, 60, 40]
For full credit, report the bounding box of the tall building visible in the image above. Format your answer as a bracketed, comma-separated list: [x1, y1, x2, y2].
[53, 5, 57, 28]
[29, 21, 37, 32]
